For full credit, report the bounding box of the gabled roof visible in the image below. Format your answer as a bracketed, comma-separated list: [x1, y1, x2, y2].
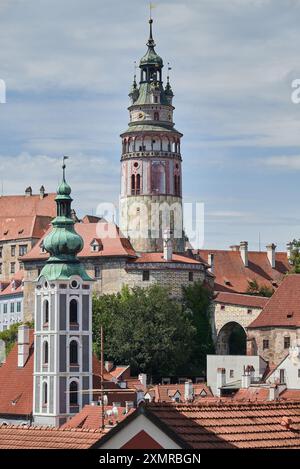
[0, 193, 56, 218]
[248, 274, 300, 328]
[0, 215, 52, 242]
[215, 292, 269, 308]
[0, 331, 34, 416]
[198, 249, 289, 293]
[0, 271, 24, 297]
[0, 424, 104, 449]
[22, 222, 136, 261]
[96, 401, 300, 449]
[150, 383, 213, 403]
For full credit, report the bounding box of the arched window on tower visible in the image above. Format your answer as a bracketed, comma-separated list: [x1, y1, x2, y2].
[43, 341, 49, 365]
[136, 174, 141, 195]
[70, 299, 78, 324]
[174, 175, 178, 195]
[131, 174, 136, 195]
[43, 299, 49, 325]
[69, 381, 78, 406]
[151, 162, 166, 194]
[42, 381, 48, 406]
[154, 111, 159, 121]
[70, 340, 78, 365]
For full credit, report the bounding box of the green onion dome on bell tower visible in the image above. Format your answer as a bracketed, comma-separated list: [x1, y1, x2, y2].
[39, 158, 92, 281]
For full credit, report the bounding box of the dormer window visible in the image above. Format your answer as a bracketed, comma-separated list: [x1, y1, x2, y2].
[90, 239, 103, 252]
[40, 242, 46, 254]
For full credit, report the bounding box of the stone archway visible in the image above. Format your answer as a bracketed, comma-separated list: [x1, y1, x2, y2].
[216, 321, 247, 355]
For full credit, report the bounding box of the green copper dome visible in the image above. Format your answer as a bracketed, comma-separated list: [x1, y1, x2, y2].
[39, 158, 92, 282]
[140, 19, 163, 68]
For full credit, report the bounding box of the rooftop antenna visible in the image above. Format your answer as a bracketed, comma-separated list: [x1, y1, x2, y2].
[258, 232, 261, 252]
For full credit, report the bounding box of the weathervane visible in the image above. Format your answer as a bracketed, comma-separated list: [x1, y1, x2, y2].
[62, 155, 70, 181]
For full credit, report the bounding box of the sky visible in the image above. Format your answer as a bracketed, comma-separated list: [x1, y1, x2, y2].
[1, 0, 300, 250]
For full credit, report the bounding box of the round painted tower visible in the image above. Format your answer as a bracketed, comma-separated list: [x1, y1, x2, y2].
[120, 19, 185, 253]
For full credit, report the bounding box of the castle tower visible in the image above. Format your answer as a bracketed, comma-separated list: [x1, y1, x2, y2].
[33, 159, 93, 427]
[120, 19, 185, 253]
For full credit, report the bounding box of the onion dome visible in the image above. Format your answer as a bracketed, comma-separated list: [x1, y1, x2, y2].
[39, 158, 91, 281]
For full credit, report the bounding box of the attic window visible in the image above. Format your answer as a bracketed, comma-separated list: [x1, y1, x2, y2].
[223, 278, 231, 286]
[271, 281, 278, 287]
[287, 312, 293, 319]
[90, 239, 103, 253]
[18, 229, 24, 235]
[4, 230, 8, 236]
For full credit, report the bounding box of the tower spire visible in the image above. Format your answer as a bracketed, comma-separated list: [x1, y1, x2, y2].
[147, 18, 155, 48]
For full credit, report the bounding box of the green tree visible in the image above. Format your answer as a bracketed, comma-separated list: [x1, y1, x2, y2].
[92, 285, 197, 380]
[246, 279, 273, 297]
[182, 282, 215, 374]
[287, 239, 300, 273]
[0, 321, 33, 356]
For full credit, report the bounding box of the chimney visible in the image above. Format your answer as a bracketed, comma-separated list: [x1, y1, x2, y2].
[230, 245, 240, 251]
[241, 367, 251, 389]
[163, 228, 173, 261]
[184, 380, 194, 402]
[39, 185, 45, 199]
[266, 243, 276, 269]
[287, 242, 293, 264]
[240, 241, 248, 267]
[25, 186, 32, 197]
[208, 253, 215, 273]
[269, 384, 280, 401]
[138, 373, 147, 387]
[104, 361, 114, 372]
[17, 325, 30, 368]
[216, 368, 226, 396]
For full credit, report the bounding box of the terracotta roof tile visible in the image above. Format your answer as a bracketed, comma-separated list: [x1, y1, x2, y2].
[148, 401, 300, 449]
[215, 292, 268, 308]
[0, 424, 104, 449]
[150, 384, 213, 403]
[131, 252, 201, 265]
[61, 404, 134, 430]
[198, 249, 289, 293]
[248, 274, 300, 328]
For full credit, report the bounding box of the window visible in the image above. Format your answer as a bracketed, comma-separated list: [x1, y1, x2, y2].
[247, 309, 252, 314]
[154, 96, 158, 103]
[0, 247, 2, 258]
[70, 299, 78, 324]
[298, 369, 300, 378]
[279, 369, 285, 384]
[17, 302, 21, 313]
[43, 341, 49, 364]
[3, 303, 7, 314]
[69, 381, 78, 406]
[220, 305, 225, 311]
[43, 382, 48, 405]
[44, 300, 49, 324]
[70, 340, 78, 365]
[11, 245, 16, 257]
[94, 266, 101, 279]
[230, 370, 234, 378]
[10, 262, 15, 274]
[10, 303, 15, 313]
[136, 174, 141, 194]
[0, 263, 2, 274]
[19, 245, 27, 257]
[142, 271, 150, 281]
[263, 339, 269, 350]
[154, 111, 159, 120]
[284, 336, 290, 349]
[189, 272, 194, 282]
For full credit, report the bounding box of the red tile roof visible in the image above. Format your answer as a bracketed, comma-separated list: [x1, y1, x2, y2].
[22, 222, 136, 261]
[148, 401, 300, 449]
[61, 404, 134, 430]
[0, 193, 56, 242]
[232, 387, 270, 402]
[0, 424, 104, 449]
[0, 271, 25, 297]
[280, 390, 300, 400]
[130, 252, 201, 265]
[248, 274, 300, 328]
[215, 291, 269, 308]
[0, 331, 34, 416]
[0, 193, 56, 218]
[198, 249, 289, 293]
[149, 383, 213, 403]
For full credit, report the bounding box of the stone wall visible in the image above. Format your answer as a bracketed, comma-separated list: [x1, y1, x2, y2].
[247, 327, 300, 365]
[213, 302, 263, 337]
[0, 238, 36, 281]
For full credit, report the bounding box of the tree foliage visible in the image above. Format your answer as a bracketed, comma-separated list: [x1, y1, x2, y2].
[246, 279, 273, 297]
[0, 321, 33, 356]
[287, 239, 300, 274]
[182, 281, 215, 374]
[93, 282, 214, 379]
